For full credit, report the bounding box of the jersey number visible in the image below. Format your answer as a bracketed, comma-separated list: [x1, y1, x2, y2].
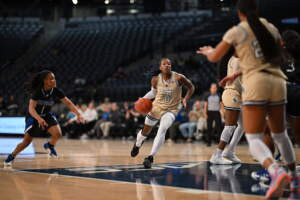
[162, 90, 173, 103]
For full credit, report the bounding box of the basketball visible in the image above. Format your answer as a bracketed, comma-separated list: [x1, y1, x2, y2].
[134, 98, 152, 114]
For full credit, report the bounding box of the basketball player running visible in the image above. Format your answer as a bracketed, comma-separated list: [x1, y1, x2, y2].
[130, 58, 195, 168]
[197, 0, 296, 198]
[4, 70, 84, 166]
[209, 49, 244, 165]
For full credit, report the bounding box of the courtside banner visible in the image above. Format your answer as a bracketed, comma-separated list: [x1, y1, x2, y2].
[0, 117, 25, 134]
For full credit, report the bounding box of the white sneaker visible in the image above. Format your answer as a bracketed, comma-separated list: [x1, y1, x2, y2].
[222, 150, 241, 163]
[210, 151, 233, 165]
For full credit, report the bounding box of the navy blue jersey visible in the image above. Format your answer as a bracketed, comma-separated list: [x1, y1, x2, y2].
[29, 88, 65, 116]
[283, 59, 300, 85]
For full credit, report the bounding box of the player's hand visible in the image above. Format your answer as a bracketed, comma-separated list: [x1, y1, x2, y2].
[76, 114, 85, 123]
[38, 118, 48, 129]
[182, 98, 187, 108]
[196, 46, 214, 56]
[219, 74, 237, 88]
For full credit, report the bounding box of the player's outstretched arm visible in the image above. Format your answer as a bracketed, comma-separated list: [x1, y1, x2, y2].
[60, 97, 85, 123]
[196, 41, 232, 63]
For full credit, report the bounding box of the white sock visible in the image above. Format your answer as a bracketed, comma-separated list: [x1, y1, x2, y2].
[226, 116, 244, 153]
[136, 130, 147, 147]
[245, 133, 273, 165]
[271, 130, 296, 165]
[150, 113, 175, 156]
[220, 125, 236, 143]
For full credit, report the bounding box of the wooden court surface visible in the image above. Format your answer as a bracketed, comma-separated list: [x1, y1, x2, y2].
[1, 138, 300, 200]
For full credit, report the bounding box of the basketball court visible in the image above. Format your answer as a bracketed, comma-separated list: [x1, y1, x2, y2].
[1, 138, 300, 200]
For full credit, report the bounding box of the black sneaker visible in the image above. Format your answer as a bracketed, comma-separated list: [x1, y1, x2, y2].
[143, 155, 154, 169]
[4, 154, 15, 166]
[43, 142, 58, 157]
[131, 143, 140, 157]
[131, 141, 144, 157]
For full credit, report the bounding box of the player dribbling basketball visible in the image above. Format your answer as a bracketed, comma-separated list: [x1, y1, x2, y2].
[130, 58, 195, 168]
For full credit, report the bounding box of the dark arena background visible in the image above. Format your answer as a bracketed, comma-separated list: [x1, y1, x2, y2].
[0, 0, 300, 200]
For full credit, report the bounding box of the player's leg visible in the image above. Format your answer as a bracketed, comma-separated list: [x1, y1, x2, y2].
[214, 111, 223, 141]
[206, 111, 213, 146]
[244, 105, 291, 199]
[44, 124, 62, 157]
[143, 112, 175, 168]
[263, 125, 275, 154]
[210, 109, 239, 164]
[4, 133, 33, 166]
[265, 104, 295, 197]
[42, 113, 61, 157]
[4, 116, 36, 166]
[268, 104, 296, 172]
[131, 115, 157, 157]
[223, 112, 244, 163]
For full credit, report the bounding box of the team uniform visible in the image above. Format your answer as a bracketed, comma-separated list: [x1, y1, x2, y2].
[210, 56, 244, 165]
[223, 18, 295, 199]
[132, 71, 186, 168]
[4, 87, 66, 165]
[223, 18, 287, 106]
[145, 71, 183, 126]
[222, 56, 242, 110]
[25, 88, 65, 137]
[250, 60, 300, 187]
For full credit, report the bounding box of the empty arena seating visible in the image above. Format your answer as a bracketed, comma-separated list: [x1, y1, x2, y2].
[1, 12, 221, 104]
[173, 14, 237, 52]
[0, 18, 43, 66]
[29, 12, 201, 94]
[0, 18, 43, 100]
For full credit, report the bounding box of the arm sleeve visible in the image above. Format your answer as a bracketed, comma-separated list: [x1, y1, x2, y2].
[143, 87, 157, 99]
[54, 88, 66, 99]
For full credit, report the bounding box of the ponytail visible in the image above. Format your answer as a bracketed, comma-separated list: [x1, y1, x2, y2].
[237, 0, 285, 66]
